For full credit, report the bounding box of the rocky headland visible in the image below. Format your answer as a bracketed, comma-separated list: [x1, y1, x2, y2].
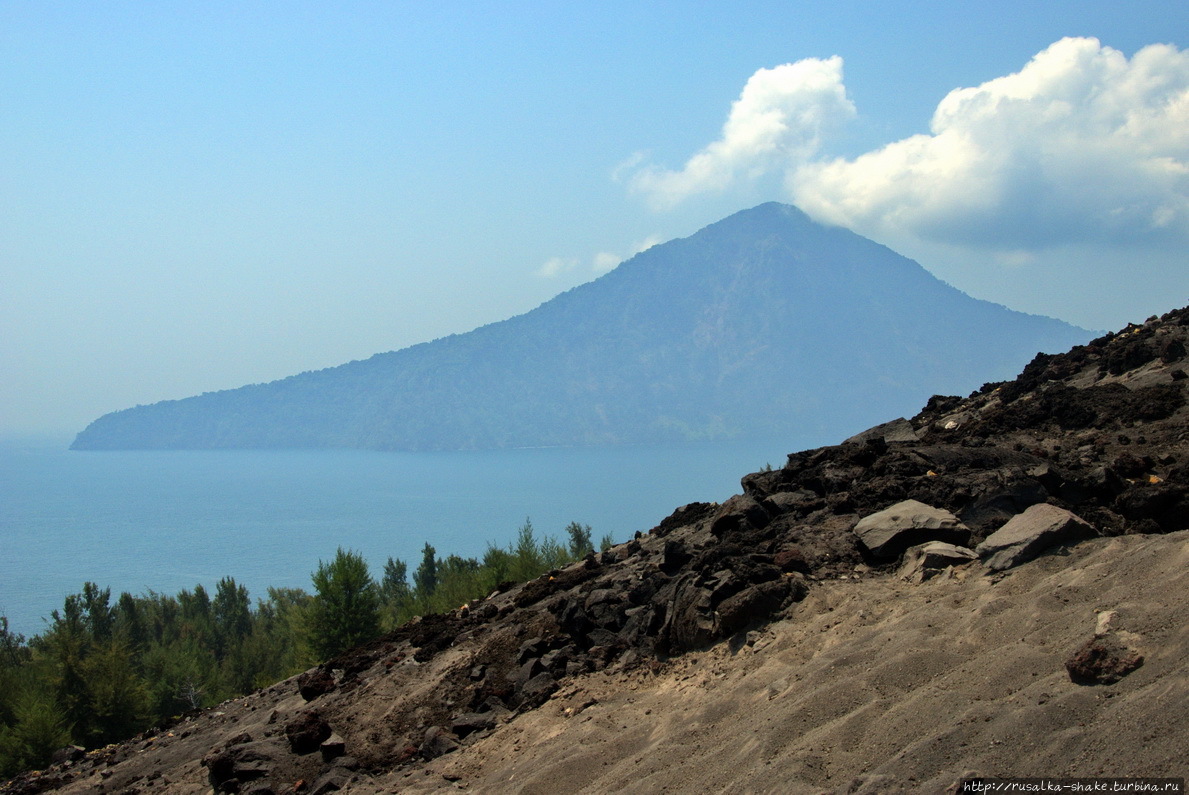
[8, 306, 1189, 794]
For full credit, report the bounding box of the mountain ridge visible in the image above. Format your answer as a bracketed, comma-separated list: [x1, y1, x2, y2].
[71, 203, 1092, 451]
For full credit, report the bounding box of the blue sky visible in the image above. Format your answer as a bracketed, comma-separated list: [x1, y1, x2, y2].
[2, 1, 1187, 435]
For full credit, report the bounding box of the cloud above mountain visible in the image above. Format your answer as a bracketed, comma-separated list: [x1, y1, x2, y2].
[627, 38, 1189, 254]
[537, 235, 664, 279]
[624, 57, 855, 209]
[794, 38, 1189, 251]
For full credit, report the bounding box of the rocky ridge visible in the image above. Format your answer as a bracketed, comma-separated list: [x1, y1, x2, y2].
[7, 306, 1189, 793]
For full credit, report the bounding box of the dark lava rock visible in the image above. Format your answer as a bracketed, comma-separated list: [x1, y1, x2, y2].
[451, 712, 496, 738]
[773, 546, 811, 574]
[508, 657, 544, 686]
[1065, 635, 1144, 685]
[297, 669, 336, 701]
[716, 579, 804, 638]
[49, 746, 85, 766]
[284, 711, 332, 755]
[710, 495, 772, 537]
[320, 732, 346, 762]
[661, 573, 717, 653]
[1114, 482, 1189, 531]
[1160, 338, 1186, 364]
[310, 770, 349, 794]
[650, 502, 717, 537]
[520, 672, 559, 707]
[660, 539, 693, 574]
[420, 726, 461, 759]
[202, 740, 278, 793]
[843, 417, 920, 445]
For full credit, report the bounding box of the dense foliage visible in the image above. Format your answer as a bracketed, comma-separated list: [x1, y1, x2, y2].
[0, 519, 610, 778]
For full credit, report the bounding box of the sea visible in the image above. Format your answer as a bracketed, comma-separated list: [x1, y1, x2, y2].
[0, 433, 825, 639]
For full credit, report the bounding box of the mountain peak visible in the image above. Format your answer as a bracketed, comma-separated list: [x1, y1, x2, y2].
[72, 206, 1091, 451]
[685, 201, 822, 241]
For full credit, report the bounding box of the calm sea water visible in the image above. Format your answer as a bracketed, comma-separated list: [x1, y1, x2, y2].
[0, 434, 821, 638]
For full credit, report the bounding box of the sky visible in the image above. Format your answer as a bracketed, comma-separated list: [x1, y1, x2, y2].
[2, 1, 1187, 436]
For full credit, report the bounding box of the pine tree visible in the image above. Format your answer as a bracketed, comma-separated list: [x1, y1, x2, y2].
[413, 543, 438, 600]
[511, 518, 544, 581]
[306, 549, 380, 661]
[212, 577, 251, 661]
[381, 558, 410, 605]
[565, 521, 594, 559]
[380, 558, 413, 628]
[0, 691, 70, 778]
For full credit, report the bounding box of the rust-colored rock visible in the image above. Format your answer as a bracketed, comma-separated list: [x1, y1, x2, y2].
[1065, 635, 1144, 685]
[284, 712, 332, 755]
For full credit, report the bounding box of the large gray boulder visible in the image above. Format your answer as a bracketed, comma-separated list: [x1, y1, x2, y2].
[897, 541, 978, 582]
[853, 499, 970, 559]
[843, 417, 920, 445]
[976, 503, 1097, 571]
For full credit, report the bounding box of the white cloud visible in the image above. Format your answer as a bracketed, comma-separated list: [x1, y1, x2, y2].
[539, 234, 666, 280]
[537, 256, 580, 278]
[592, 252, 621, 274]
[631, 234, 664, 255]
[617, 38, 1189, 329]
[625, 57, 855, 208]
[791, 37, 1189, 250]
[536, 251, 622, 279]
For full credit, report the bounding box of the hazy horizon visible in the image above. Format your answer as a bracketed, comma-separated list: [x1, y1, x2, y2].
[4, 2, 1187, 436]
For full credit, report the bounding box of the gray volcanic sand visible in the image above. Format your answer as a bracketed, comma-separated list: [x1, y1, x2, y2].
[35, 531, 1188, 795]
[388, 531, 1188, 794]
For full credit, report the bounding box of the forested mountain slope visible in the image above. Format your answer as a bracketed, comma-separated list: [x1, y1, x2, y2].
[73, 203, 1090, 451]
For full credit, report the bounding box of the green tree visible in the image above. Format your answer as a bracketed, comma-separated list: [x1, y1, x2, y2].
[36, 587, 151, 748]
[0, 617, 30, 728]
[212, 577, 251, 660]
[83, 640, 149, 745]
[306, 549, 381, 661]
[0, 691, 70, 778]
[381, 558, 410, 605]
[79, 582, 114, 643]
[479, 544, 513, 593]
[565, 521, 594, 559]
[0, 617, 28, 666]
[140, 639, 214, 719]
[380, 557, 413, 628]
[241, 587, 313, 686]
[540, 535, 569, 570]
[114, 592, 149, 654]
[40, 594, 94, 741]
[432, 555, 482, 612]
[413, 543, 438, 600]
[510, 518, 544, 581]
[177, 585, 214, 648]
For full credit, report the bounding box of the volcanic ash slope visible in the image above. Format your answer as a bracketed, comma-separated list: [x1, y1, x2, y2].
[10, 307, 1189, 794]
